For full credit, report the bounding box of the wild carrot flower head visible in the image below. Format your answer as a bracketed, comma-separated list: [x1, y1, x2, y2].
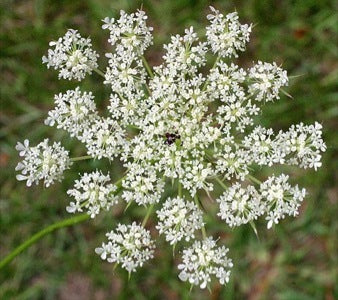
[16, 139, 71, 187]
[42, 29, 99, 81]
[178, 237, 233, 289]
[95, 222, 155, 273]
[16, 7, 326, 289]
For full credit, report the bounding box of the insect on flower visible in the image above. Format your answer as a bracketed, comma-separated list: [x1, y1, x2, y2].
[164, 132, 181, 145]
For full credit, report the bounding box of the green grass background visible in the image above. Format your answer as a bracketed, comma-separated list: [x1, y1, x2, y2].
[1, 0, 337, 299]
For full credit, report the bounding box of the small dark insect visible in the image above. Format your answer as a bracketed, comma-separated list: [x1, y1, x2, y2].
[164, 132, 181, 146]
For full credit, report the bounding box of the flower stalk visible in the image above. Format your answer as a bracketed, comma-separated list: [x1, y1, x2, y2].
[0, 213, 89, 270]
[70, 155, 92, 162]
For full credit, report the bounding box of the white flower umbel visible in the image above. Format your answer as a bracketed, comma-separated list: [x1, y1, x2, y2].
[178, 237, 233, 289]
[162, 28, 207, 74]
[207, 62, 247, 98]
[102, 10, 153, 53]
[15, 139, 71, 187]
[156, 197, 204, 245]
[276, 122, 326, 170]
[104, 50, 146, 93]
[14, 7, 326, 289]
[214, 135, 250, 181]
[217, 183, 264, 227]
[42, 29, 99, 81]
[66, 170, 118, 218]
[121, 163, 165, 206]
[248, 61, 288, 102]
[45, 87, 98, 139]
[82, 117, 126, 160]
[95, 222, 155, 273]
[206, 7, 252, 58]
[242, 126, 283, 166]
[260, 174, 306, 229]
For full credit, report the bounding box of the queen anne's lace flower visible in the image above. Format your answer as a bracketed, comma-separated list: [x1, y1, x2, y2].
[102, 10, 153, 53]
[206, 7, 252, 58]
[81, 117, 126, 160]
[16, 7, 326, 289]
[207, 62, 246, 98]
[248, 61, 288, 102]
[242, 126, 282, 166]
[66, 170, 119, 218]
[217, 183, 264, 227]
[15, 139, 71, 187]
[260, 174, 306, 229]
[162, 29, 207, 74]
[276, 122, 326, 170]
[104, 50, 146, 93]
[95, 222, 155, 273]
[121, 163, 165, 206]
[216, 95, 259, 132]
[156, 197, 204, 244]
[45, 87, 98, 139]
[42, 29, 99, 81]
[178, 237, 233, 289]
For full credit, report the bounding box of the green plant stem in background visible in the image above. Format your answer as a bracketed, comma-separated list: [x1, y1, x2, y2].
[93, 67, 105, 78]
[201, 227, 207, 239]
[142, 203, 155, 227]
[248, 174, 262, 185]
[141, 55, 154, 78]
[178, 181, 182, 198]
[0, 213, 89, 270]
[70, 155, 92, 162]
[215, 177, 228, 190]
[194, 193, 205, 212]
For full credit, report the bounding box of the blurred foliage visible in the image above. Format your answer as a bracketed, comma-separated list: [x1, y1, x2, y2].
[0, 0, 337, 299]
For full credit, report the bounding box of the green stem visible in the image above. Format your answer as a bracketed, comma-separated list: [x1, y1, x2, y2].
[142, 203, 155, 227]
[193, 194, 207, 238]
[194, 193, 205, 212]
[141, 55, 154, 78]
[178, 181, 182, 198]
[248, 174, 262, 185]
[215, 177, 228, 190]
[113, 176, 125, 188]
[249, 221, 260, 240]
[93, 67, 105, 78]
[201, 224, 207, 239]
[0, 213, 89, 270]
[70, 155, 92, 162]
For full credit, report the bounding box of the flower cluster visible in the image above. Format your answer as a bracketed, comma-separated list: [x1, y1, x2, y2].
[260, 174, 306, 229]
[95, 222, 155, 273]
[178, 237, 233, 289]
[15, 139, 71, 187]
[216, 176, 306, 230]
[156, 197, 204, 245]
[81, 118, 126, 160]
[248, 61, 288, 102]
[45, 87, 98, 139]
[102, 10, 153, 53]
[66, 171, 119, 218]
[16, 7, 325, 289]
[276, 122, 326, 170]
[42, 29, 99, 81]
[242, 122, 326, 169]
[206, 8, 251, 58]
[217, 183, 263, 227]
[121, 163, 165, 206]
